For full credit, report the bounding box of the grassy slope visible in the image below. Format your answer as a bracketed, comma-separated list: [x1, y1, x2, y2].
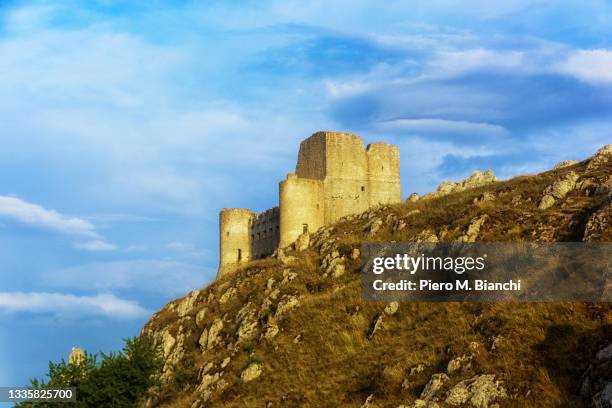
[144, 159, 611, 408]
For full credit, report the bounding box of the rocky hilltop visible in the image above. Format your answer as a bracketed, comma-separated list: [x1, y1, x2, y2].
[142, 145, 611, 408]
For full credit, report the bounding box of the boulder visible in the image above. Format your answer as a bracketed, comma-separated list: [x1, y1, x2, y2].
[458, 215, 488, 242]
[587, 144, 612, 172]
[241, 362, 262, 382]
[407, 192, 420, 202]
[554, 159, 578, 169]
[420, 373, 449, 400]
[445, 375, 507, 408]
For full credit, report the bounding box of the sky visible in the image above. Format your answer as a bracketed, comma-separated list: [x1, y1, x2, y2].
[0, 0, 611, 392]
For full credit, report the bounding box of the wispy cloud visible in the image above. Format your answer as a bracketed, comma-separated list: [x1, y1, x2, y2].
[0, 292, 148, 318]
[0, 195, 115, 251]
[555, 49, 612, 84]
[0, 195, 96, 236]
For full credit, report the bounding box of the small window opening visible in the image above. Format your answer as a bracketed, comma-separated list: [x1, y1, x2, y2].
[303, 223, 309, 234]
[226, 231, 229, 237]
[237, 248, 242, 261]
[361, 186, 365, 192]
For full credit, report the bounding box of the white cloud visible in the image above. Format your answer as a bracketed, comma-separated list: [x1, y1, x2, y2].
[0, 195, 115, 251]
[555, 49, 612, 84]
[0, 292, 148, 318]
[0, 195, 97, 237]
[75, 240, 117, 252]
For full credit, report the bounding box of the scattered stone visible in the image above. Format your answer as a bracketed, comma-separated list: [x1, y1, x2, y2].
[195, 308, 208, 327]
[431, 170, 498, 198]
[414, 229, 438, 243]
[293, 333, 302, 344]
[446, 355, 472, 374]
[409, 363, 426, 376]
[281, 269, 298, 284]
[420, 373, 449, 400]
[266, 278, 275, 292]
[473, 192, 495, 204]
[407, 192, 420, 202]
[554, 159, 578, 169]
[539, 171, 579, 209]
[221, 357, 230, 369]
[276, 295, 300, 317]
[219, 287, 236, 305]
[365, 218, 384, 236]
[368, 314, 385, 340]
[394, 219, 408, 231]
[458, 215, 488, 242]
[237, 312, 258, 342]
[384, 301, 399, 316]
[295, 232, 310, 252]
[176, 291, 199, 317]
[360, 394, 375, 408]
[241, 362, 262, 382]
[263, 318, 279, 339]
[583, 195, 611, 241]
[206, 318, 224, 350]
[351, 248, 361, 260]
[581, 342, 612, 407]
[445, 374, 507, 408]
[586, 144, 612, 172]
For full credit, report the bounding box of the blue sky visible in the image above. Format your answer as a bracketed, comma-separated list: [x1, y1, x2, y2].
[0, 0, 611, 392]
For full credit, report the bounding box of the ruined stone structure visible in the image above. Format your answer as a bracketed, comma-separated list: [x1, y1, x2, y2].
[218, 131, 401, 277]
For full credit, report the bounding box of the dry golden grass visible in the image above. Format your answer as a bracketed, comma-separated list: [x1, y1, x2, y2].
[146, 159, 611, 408]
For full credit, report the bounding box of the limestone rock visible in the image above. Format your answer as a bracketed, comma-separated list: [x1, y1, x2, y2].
[241, 362, 262, 382]
[446, 355, 472, 374]
[237, 312, 258, 342]
[420, 373, 449, 400]
[581, 343, 612, 407]
[587, 144, 612, 172]
[263, 317, 279, 339]
[407, 401, 440, 408]
[458, 215, 488, 242]
[539, 171, 579, 209]
[384, 301, 399, 316]
[407, 192, 420, 202]
[538, 194, 557, 210]
[433, 170, 498, 198]
[360, 394, 375, 408]
[161, 330, 176, 358]
[177, 291, 199, 317]
[221, 357, 231, 369]
[365, 218, 383, 236]
[195, 308, 208, 327]
[206, 318, 224, 350]
[276, 295, 300, 317]
[351, 248, 361, 260]
[554, 159, 578, 169]
[295, 232, 310, 252]
[219, 287, 236, 305]
[445, 374, 507, 408]
[414, 229, 438, 243]
[409, 363, 426, 376]
[583, 196, 611, 241]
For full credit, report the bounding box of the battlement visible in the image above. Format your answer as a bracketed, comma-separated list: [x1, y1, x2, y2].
[217, 131, 401, 277]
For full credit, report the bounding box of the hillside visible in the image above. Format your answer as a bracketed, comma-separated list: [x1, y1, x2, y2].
[141, 145, 611, 408]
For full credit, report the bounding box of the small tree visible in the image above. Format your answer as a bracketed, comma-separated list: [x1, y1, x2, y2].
[18, 335, 162, 408]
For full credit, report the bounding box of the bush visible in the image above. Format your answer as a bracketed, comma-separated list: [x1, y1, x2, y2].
[18, 335, 162, 408]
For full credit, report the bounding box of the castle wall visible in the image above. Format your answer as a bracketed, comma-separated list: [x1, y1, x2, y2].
[366, 142, 401, 206]
[279, 174, 324, 248]
[218, 208, 253, 277]
[321, 132, 370, 223]
[251, 207, 280, 259]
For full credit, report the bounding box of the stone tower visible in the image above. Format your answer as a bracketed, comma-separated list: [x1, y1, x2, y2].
[218, 131, 400, 277]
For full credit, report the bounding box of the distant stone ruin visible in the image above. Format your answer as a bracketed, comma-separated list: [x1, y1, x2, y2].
[218, 131, 401, 277]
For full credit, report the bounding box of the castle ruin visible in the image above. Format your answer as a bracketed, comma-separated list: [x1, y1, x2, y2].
[218, 131, 401, 277]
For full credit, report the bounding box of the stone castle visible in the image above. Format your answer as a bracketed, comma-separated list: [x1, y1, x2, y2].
[218, 131, 401, 276]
